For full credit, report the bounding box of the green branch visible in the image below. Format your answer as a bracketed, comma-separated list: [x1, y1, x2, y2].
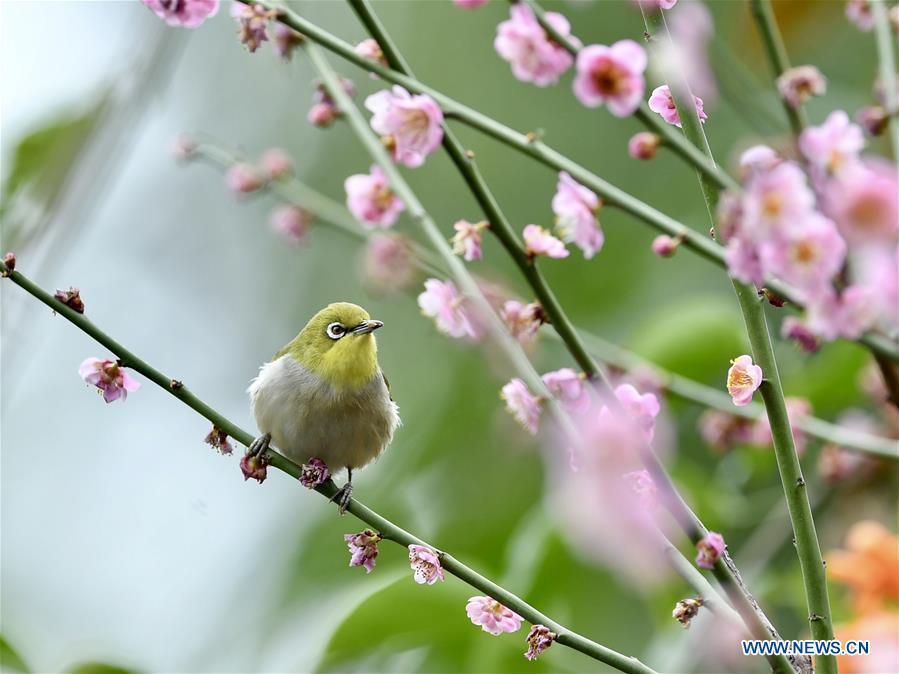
[872, 0, 899, 160]
[0, 257, 658, 674]
[641, 9, 835, 673]
[244, 0, 898, 365]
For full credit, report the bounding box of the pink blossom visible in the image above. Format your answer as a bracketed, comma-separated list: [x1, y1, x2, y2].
[354, 38, 387, 67]
[345, 529, 381, 573]
[273, 23, 303, 60]
[651, 235, 679, 257]
[551, 172, 604, 259]
[741, 161, 815, 238]
[345, 165, 404, 228]
[465, 596, 523, 635]
[827, 161, 899, 244]
[362, 233, 417, 293]
[299, 457, 330, 488]
[573, 40, 647, 116]
[724, 237, 765, 286]
[269, 205, 311, 246]
[852, 245, 899, 330]
[79, 358, 141, 404]
[667, 1, 717, 103]
[798, 110, 865, 176]
[780, 316, 821, 353]
[500, 300, 544, 343]
[231, 3, 276, 53]
[501, 378, 542, 434]
[647, 85, 707, 128]
[855, 105, 889, 137]
[258, 148, 293, 179]
[54, 287, 85, 314]
[455, 0, 489, 7]
[451, 220, 487, 261]
[623, 470, 657, 509]
[205, 426, 233, 456]
[614, 383, 661, 439]
[759, 213, 846, 297]
[523, 224, 569, 259]
[542, 368, 590, 414]
[846, 0, 874, 30]
[307, 103, 339, 128]
[365, 87, 444, 168]
[240, 454, 267, 483]
[695, 531, 726, 569]
[141, 0, 218, 27]
[805, 286, 879, 340]
[628, 132, 660, 160]
[225, 162, 265, 194]
[418, 278, 481, 339]
[726, 355, 763, 407]
[751, 397, 812, 455]
[525, 625, 556, 660]
[408, 544, 444, 585]
[494, 4, 578, 87]
[698, 409, 755, 452]
[777, 65, 827, 109]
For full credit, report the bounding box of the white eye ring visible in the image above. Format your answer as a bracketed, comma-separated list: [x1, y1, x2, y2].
[326, 322, 346, 340]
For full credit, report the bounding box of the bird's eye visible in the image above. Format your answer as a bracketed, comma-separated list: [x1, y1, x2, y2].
[326, 322, 346, 340]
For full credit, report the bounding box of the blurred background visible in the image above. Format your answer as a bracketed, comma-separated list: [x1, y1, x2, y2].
[1, 1, 896, 673]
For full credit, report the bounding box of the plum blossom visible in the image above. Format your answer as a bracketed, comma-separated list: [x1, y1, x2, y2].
[673, 597, 704, 628]
[141, 0, 218, 27]
[846, 0, 874, 30]
[299, 457, 330, 488]
[500, 300, 545, 343]
[855, 105, 889, 137]
[780, 316, 821, 353]
[551, 172, 604, 259]
[362, 234, 417, 293]
[365, 87, 444, 168]
[805, 286, 879, 340]
[258, 148, 293, 179]
[777, 65, 827, 109]
[240, 454, 267, 483]
[225, 162, 265, 194]
[501, 378, 542, 434]
[798, 110, 865, 176]
[269, 205, 311, 246]
[759, 213, 846, 297]
[542, 368, 590, 414]
[345, 529, 381, 573]
[647, 84, 707, 128]
[613, 383, 661, 440]
[54, 287, 85, 314]
[624, 469, 657, 509]
[573, 40, 647, 116]
[628, 132, 660, 160]
[408, 544, 444, 585]
[205, 426, 233, 456]
[451, 220, 487, 261]
[698, 409, 755, 452]
[345, 165, 405, 228]
[651, 235, 679, 257]
[739, 145, 780, 176]
[695, 532, 726, 569]
[354, 38, 387, 67]
[724, 237, 765, 287]
[826, 160, 899, 244]
[79, 358, 141, 403]
[666, 1, 717, 103]
[465, 596, 523, 635]
[231, 2, 277, 53]
[523, 224, 569, 259]
[741, 161, 815, 237]
[273, 24, 303, 60]
[524, 625, 556, 660]
[726, 355, 762, 407]
[494, 4, 578, 87]
[418, 278, 481, 339]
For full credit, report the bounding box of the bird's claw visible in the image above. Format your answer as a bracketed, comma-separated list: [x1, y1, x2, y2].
[331, 481, 353, 515]
[248, 433, 271, 458]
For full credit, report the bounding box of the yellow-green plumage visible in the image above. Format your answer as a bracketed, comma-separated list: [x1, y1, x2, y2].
[249, 303, 400, 484]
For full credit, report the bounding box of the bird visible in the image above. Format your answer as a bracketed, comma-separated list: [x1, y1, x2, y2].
[246, 302, 400, 512]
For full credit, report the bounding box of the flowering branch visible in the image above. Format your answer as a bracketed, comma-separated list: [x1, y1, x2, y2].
[641, 10, 835, 673]
[190, 140, 897, 460]
[0, 257, 659, 674]
[316, 5, 796, 672]
[245, 0, 898, 365]
[871, 0, 899, 160]
[748, 0, 809, 137]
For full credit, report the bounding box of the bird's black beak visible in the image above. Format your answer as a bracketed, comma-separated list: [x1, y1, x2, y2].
[352, 319, 384, 335]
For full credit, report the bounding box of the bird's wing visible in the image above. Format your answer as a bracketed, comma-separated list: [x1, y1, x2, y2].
[381, 370, 394, 402]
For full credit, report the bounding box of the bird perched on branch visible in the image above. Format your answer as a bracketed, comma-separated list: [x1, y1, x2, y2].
[246, 302, 400, 512]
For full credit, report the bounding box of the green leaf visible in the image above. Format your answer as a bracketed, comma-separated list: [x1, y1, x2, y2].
[0, 635, 31, 673]
[66, 663, 139, 674]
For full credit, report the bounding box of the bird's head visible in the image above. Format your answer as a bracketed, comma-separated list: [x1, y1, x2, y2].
[281, 302, 383, 389]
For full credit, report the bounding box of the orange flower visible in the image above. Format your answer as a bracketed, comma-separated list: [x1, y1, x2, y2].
[834, 610, 899, 674]
[827, 520, 899, 614]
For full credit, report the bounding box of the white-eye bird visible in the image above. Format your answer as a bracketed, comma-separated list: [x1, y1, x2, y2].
[247, 302, 400, 511]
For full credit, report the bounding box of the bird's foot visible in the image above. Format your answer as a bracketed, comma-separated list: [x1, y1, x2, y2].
[248, 433, 271, 458]
[330, 481, 353, 515]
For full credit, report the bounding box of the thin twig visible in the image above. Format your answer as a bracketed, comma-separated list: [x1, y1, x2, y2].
[872, 0, 899, 160]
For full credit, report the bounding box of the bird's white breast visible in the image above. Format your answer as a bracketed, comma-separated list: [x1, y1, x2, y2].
[248, 355, 399, 472]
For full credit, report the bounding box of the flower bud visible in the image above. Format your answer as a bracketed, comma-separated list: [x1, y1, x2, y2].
[855, 105, 889, 137]
[2, 251, 16, 274]
[299, 457, 330, 488]
[54, 287, 85, 314]
[307, 102, 339, 128]
[273, 23, 303, 60]
[695, 532, 726, 569]
[354, 38, 387, 67]
[269, 205, 311, 246]
[651, 234, 679, 257]
[345, 529, 382, 573]
[240, 454, 267, 483]
[258, 148, 294, 180]
[524, 625, 556, 660]
[225, 163, 265, 194]
[776, 65, 827, 109]
[672, 597, 704, 628]
[628, 132, 661, 160]
[205, 426, 234, 456]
